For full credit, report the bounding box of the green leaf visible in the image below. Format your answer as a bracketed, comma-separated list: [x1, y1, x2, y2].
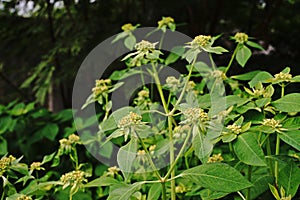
[199, 189, 229, 200]
[250, 175, 274, 199]
[165, 46, 185, 65]
[42, 152, 56, 164]
[21, 61, 47, 88]
[226, 95, 250, 107]
[117, 138, 138, 180]
[100, 107, 135, 132]
[236, 45, 252, 67]
[222, 133, 237, 143]
[110, 69, 142, 81]
[231, 70, 262, 81]
[9, 103, 25, 116]
[283, 117, 300, 129]
[53, 109, 73, 123]
[246, 41, 264, 50]
[124, 35, 136, 50]
[204, 46, 228, 54]
[193, 61, 211, 74]
[233, 132, 266, 166]
[272, 93, 300, 113]
[278, 161, 300, 197]
[248, 71, 273, 88]
[38, 123, 59, 141]
[281, 67, 290, 73]
[192, 125, 213, 163]
[81, 94, 95, 109]
[112, 31, 128, 43]
[108, 182, 143, 200]
[0, 136, 7, 155]
[84, 176, 119, 188]
[0, 116, 13, 134]
[182, 48, 200, 64]
[147, 183, 161, 200]
[181, 163, 253, 193]
[99, 140, 113, 159]
[292, 75, 300, 82]
[279, 130, 300, 151]
[168, 23, 176, 31]
[255, 98, 271, 107]
[269, 184, 281, 200]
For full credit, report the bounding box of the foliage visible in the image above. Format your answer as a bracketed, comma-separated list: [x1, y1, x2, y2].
[0, 17, 300, 200]
[1, 0, 300, 108]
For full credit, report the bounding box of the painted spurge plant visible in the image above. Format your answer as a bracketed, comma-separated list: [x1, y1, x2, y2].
[1, 17, 299, 200]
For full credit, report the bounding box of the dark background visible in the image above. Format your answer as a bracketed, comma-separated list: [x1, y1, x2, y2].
[0, 0, 299, 110]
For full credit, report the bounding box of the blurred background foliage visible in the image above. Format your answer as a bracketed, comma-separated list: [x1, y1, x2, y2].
[0, 0, 299, 110]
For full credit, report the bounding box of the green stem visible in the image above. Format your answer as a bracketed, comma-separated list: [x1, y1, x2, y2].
[136, 131, 162, 180]
[169, 60, 195, 115]
[229, 142, 236, 158]
[164, 127, 192, 179]
[209, 53, 216, 70]
[168, 117, 176, 200]
[275, 135, 280, 185]
[257, 132, 262, 143]
[266, 137, 274, 176]
[275, 85, 285, 185]
[237, 191, 247, 200]
[140, 68, 145, 87]
[103, 96, 109, 120]
[246, 165, 252, 200]
[151, 63, 169, 113]
[72, 147, 79, 170]
[161, 182, 167, 200]
[224, 45, 239, 75]
[1, 188, 4, 200]
[159, 32, 165, 49]
[260, 134, 270, 147]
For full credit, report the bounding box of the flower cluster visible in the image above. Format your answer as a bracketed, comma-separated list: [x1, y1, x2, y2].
[60, 170, 88, 193]
[134, 89, 152, 109]
[0, 155, 16, 175]
[157, 16, 176, 31]
[173, 125, 190, 139]
[208, 153, 224, 163]
[92, 79, 112, 100]
[186, 81, 196, 92]
[211, 70, 226, 80]
[274, 72, 292, 82]
[158, 17, 174, 28]
[136, 149, 147, 164]
[122, 40, 162, 66]
[226, 124, 242, 134]
[30, 162, 45, 171]
[121, 23, 136, 32]
[175, 184, 187, 193]
[118, 112, 143, 129]
[117, 112, 143, 141]
[165, 76, 181, 92]
[16, 195, 32, 200]
[244, 82, 274, 98]
[191, 35, 212, 49]
[262, 118, 282, 129]
[105, 166, 120, 177]
[149, 145, 156, 155]
[182, 108, 209, 125]
[59, 134, 80, 153]
[184, 35, 227, 63]
[135, 40, 157, 52]
[234, 32, 248, 44]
